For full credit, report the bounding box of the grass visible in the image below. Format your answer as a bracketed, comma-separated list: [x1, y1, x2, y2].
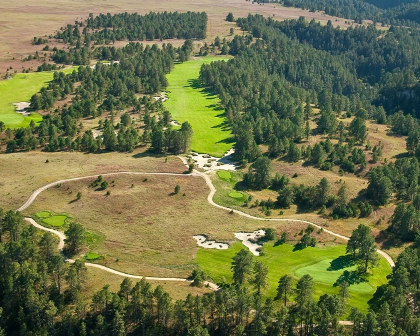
[0, 149, 186, 211]
[42, 215, 67, 227]
[217, 170, 232, 180]
[228, 191, 245, 200]
[23, 173, 304, 278]
[294, 259, 373, 293]
[164, 56, 232, 157]
[196, 242, 392, 313]
[85, 252, 102, 260]
[0, 68, 76, 128]
[35, 210, 51, 218]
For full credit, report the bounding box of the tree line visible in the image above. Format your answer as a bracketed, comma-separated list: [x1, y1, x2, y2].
[258, 0, 420, 26]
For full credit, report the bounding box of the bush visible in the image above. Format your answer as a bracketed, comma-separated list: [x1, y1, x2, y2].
[264, 228, 276, 241]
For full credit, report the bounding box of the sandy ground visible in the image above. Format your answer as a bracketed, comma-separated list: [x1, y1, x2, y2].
[12, 101, 31, 116]
[193, 235, 229, 249]
[235, 230, 266, 256]
[189, 148, 237, 171]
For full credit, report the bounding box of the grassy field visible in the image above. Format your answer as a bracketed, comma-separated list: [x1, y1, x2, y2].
[0, 0, 355, 76]
[0, 149, 186, 211]
[196, 242, 391, 313]
[0, 68, 76, 128]
[23, 172, 329, 278]
[164, 56, 233, 157]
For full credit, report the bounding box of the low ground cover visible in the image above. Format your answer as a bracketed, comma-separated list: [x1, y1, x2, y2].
[85, 252, 101, 261]
[42, 214, 67, 227]
[35, 210, 51, 218]
[196, 242, 391, 313]
[164, 56, 232, 157]
[0, 68, 76, 128]
[23, 173, 296, 278]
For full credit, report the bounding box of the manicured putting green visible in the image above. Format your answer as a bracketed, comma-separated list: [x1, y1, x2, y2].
[85, 252, 101, 260]
[228, 192, 245, 199]
[164, 56, 232, 157]
[294, 259, 373, 293]
[36, 211, 51, 218]
[217, 170, 232, 180]
[0, 67, 77, 128]
[42, 215, 68, 227]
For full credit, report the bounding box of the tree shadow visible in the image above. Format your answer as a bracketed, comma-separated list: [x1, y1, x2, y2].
[328, 255, 355, 271]
[367, 284, 387, 309]
[375, 230, 404, 250]
[293, 243, 308, 251]
[393, 152, 410, 160]
[333, 270, 368, 287]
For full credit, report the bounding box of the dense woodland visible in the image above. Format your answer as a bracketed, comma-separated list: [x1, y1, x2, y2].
[255, 0, 420, 26]
[199, 14, 420, 243]
[0, 209, 419, 336]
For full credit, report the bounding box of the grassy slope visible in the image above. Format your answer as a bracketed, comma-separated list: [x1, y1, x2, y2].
[164, 56, 232, 157]
[0, 68, 76, 128]
[196, 242, 391, 313]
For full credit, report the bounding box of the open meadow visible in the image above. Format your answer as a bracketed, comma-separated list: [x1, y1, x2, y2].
[0, 0, 354, 75]
[22, 172, 337, 278]
[164, 57, 232, 157]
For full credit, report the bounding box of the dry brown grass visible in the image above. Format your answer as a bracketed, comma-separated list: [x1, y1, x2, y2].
[0, 0, 359, 76]
[84, 267, 211, 302]
[0, 149, 186, 210]
[23, 172, 343, 278]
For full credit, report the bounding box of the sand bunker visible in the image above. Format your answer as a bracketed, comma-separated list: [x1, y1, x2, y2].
[154, 92, 168, 102]
[235, 230, 265, 256]
[193, 235, 229, 249]
[170, 120, 181, 126]
[90, 60, 120, 69]
[13, 102, 31, 116]
[188, 149, 237, 172]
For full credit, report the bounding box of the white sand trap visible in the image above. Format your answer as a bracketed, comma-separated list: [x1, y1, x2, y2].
[154, 92, 168, 102]
[235, 230, 265, 256]
[188, 149, 237, 172]
[170, 120, 181, 126]
[193, 235, 229, 249]
[91, 60, 120, 69]
[13, 102, 31, 116]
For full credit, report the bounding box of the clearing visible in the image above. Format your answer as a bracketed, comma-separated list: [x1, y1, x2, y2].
[0, 68, 76, 128]
[164, 56, 233, 157]
[22, 172, 341, 278]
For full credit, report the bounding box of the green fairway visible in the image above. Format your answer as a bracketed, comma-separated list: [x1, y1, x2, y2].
[42, 215, 68, 227]
[0, 68, 77, 128]
[295, 259, 373, 293]
[36, 211, 51, 218]
[196, 242, 391, 312]
[164, 57, 233, 157]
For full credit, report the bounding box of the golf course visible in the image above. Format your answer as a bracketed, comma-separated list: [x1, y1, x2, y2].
[196, 242, 391, 313]
[164, 57, 233, 157]
[0, 68, 76, 128]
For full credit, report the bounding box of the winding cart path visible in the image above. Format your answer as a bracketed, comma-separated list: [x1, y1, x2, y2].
[17, 157, 394, 292]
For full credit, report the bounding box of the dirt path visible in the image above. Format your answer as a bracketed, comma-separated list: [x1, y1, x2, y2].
[17, 158, 394, 290]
